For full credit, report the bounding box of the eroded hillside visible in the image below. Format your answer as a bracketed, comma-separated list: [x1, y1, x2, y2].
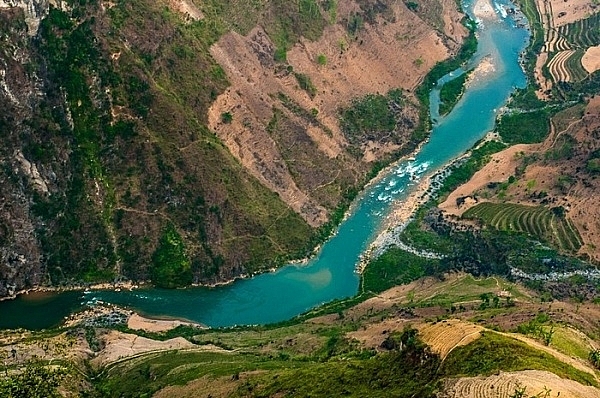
[208, 0, 466, 224]
[0, 0, 467, 296]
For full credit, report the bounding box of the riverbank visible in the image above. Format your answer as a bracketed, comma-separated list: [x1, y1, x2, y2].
[357, 127, 507, 273]
[62, 302, 206, 332]
[356, 155, 464, 273]
[0, 280, 143, 303]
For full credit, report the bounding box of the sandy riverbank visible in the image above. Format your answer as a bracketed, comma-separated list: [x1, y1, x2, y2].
[127, 313, 206, 332]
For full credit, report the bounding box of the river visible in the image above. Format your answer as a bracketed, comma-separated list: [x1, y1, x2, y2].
[0, 0, 530, 330]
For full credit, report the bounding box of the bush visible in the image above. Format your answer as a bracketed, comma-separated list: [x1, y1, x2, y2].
[221, 111, 233, 124]
[363, 248, 440, 293]
[496, 110, 550, 144]
[151, 224, 192, 288]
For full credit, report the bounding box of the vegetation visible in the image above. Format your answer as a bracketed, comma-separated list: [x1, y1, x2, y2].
[565, 50, 588, 82]
[221, 111, 233, 123]
[439, 140, 507, 197]
[590, 349, 600, 369]
[294, 72, 318, 98]
[340, 88, 411, 146]
[316, 53, 327, 65]
[0, 361, 66, 398]
[514, 0, 544, 82]
[516, 312, 556, 346]
[17, 0, 339, 287]
[233, 328, 441, 397]
[496, 110, 551, 144]
[439, 70, 470, 115]
[363, 248, 440, 293]
[416, 26, 477, 111]
[266, 0, 326, 61]
[88, 315, 600, 397]
[558, 12, 600, 48]
[586, 149, 600, 174]
[151, 224, 192, 288]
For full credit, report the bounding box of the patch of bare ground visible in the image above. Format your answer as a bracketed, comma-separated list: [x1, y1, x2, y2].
[582, 45, 600, 73]
[163, 0, 203, 23]
[546, 0, 598, 27]
[91, 330, 197, 367]
[438, 143, 537, 216]
[127, 313, 205, 333]
[442, 370, 600, 398]
[154, 374, 250, 398]
[347, 317, 413, 349]
[207, 0, 467, 225]
[534, 52, 552, 99]
[440, 97, 600, 262]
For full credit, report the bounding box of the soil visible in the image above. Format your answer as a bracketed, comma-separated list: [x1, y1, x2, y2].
[438, 143, 535, 216]
[165, 0, 203, 22]
[582, 45, 600, 73]
[91, 330, 197, 367]
[417, 319, 483, 359]
[154, 374, 249, 398]
[543, 0, 598, 27]
[127, 313, 205, 333]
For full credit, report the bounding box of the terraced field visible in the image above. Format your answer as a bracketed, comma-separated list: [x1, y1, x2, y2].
[559, 12, 600, 49]
[444, 370, 600, 398]
[547, 49, 576, 82]
[418, 320, 482, 359]
[566, 49, 589, 81]
[541, 12, 600, 83]
[463, 202, 582, 251]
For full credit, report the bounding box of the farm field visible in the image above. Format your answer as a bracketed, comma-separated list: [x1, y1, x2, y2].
[417, 320, 483, 359]
[462, 202, 582, 251]
[443, 370, 600, 398]
[534, 0, 600, 93]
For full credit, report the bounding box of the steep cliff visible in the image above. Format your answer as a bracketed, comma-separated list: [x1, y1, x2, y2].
[0, 0, 466, 296]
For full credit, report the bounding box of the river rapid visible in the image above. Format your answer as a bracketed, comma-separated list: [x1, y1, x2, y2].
[0, 0, 530, 330]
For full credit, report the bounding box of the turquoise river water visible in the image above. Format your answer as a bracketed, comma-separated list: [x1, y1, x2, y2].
[0, 0, 530, 330]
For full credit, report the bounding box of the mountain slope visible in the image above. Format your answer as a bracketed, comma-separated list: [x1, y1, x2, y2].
[0, 0, 466, 296]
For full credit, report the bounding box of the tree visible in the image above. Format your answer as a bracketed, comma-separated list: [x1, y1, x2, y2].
[539, 324, 555, 346]
[589, 349, 600, 369]
[221, 112, 233, 124]
[151, 224, 193, 288]
[509, 384, 527, 398]
[0, 361, 66, 398]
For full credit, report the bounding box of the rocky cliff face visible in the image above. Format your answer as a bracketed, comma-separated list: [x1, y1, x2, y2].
[0, 0, 50, 34]
[0, 0, 466, 297]
[0, 5, 46, 296]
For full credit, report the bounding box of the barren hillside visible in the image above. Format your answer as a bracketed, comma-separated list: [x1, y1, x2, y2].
[208, 0, 467, 225]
